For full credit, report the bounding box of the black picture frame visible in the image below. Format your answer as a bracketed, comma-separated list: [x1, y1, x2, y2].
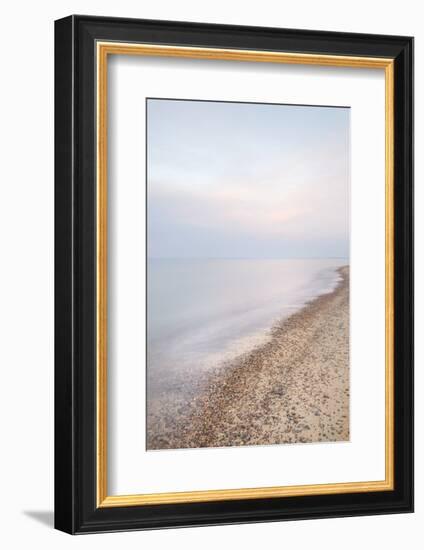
[55, 14, 413, 534]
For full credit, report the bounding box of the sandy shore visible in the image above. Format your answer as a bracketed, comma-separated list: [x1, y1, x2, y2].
[147, 266, 349, 450]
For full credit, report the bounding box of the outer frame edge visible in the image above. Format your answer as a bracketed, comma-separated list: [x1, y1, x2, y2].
[54, 14, 77, 535]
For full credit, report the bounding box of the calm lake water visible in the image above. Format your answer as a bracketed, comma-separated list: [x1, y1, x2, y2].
[147, 258, 347, 394]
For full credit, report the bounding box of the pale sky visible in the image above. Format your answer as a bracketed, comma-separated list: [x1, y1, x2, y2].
[147, 98, 350, 259]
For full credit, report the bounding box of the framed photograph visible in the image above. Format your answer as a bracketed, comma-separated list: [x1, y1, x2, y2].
[54, 15, 413, 534]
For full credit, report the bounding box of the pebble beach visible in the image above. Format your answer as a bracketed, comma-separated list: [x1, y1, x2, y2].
[147, 266, 350, 450]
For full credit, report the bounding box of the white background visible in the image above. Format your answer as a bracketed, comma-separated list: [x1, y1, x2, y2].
[0, 1, 421, 548]
[109, 57, 386, 495]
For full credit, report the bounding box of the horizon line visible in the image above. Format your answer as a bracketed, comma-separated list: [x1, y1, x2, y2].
[147, 256, 350, 261]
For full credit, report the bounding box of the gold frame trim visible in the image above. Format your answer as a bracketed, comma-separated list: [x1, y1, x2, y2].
[96, 42, 395, 508]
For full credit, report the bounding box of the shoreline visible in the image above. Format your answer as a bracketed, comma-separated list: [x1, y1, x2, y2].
[147, 265, 349, 450]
